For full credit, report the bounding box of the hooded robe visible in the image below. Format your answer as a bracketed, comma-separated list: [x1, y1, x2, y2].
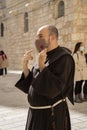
[15, 46, 75, 130]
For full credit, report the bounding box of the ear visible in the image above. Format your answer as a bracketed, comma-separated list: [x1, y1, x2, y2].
[50, 34, 55, 41]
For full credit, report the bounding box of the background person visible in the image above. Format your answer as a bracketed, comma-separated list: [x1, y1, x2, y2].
[73, 42, 87, 103]
[0, 51, 3, 76]
[0, 50, 9, 76]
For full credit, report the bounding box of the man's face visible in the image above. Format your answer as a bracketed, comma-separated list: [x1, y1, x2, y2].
[35, 28, 50, 52]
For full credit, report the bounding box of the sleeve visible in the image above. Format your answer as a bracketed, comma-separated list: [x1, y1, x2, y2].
[32, 55, 73, 99]
[85, 54, 87, 63]
[15, 70, 33, 93]
[73, 53, 80, 70]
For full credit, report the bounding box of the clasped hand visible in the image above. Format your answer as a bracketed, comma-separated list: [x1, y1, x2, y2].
[23, 50, 33, 64]
[23, 49, 47, 74]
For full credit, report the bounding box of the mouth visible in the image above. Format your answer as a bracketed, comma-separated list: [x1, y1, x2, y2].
[40, 45, 44, 49]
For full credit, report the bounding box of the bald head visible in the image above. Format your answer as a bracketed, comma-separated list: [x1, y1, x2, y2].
[48, 25, 58, 40]
[35, 25, 59, 52]
[37, 25, 49, 34]
[37, 25, 58, 40]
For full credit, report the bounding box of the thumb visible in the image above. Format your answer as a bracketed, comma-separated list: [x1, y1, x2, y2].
[43, 48, 47, 54]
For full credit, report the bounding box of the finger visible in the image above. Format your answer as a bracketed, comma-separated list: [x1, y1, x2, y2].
[24, 53, 33, 59]
[25, 49, 33, 55]
[44, 48, 47, 53]
[41, 49, 47, 55]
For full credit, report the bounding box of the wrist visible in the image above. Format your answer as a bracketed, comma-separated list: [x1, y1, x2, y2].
[24, 69, 29, 78]
[39, 64, 45, 71]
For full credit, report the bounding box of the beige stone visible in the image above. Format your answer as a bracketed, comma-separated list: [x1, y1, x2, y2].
[0, 0, 87, 70]
[71, 33, 85, 41]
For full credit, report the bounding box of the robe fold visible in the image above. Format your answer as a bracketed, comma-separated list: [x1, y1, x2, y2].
[15, 46, 75, 130]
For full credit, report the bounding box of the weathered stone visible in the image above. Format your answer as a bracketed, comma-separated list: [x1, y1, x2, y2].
[0, 0, 87, 70]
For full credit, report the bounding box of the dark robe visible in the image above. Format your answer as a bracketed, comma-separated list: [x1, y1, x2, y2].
[15, 46, 75, 130]
[85, 53, 87, 63]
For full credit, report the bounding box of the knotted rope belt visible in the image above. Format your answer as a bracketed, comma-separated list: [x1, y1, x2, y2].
[29, 98, 66, 109]
[29, 98, 66, 130]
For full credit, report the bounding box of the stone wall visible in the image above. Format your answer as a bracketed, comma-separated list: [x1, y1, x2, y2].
[0, 0, 87, 70]
[72, 0, 87, 49]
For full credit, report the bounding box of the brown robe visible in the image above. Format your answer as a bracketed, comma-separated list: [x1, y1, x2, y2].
[15, 46, 75, 130]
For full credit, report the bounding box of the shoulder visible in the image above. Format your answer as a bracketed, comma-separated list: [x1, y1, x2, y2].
[61, 46, 72, 54]
[61, 53, 74, 65]
[59, 46, 73, 60]
[57, 46, 71, 57]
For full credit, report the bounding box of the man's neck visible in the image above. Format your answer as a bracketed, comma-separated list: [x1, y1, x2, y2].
[47, 43, 59, 52]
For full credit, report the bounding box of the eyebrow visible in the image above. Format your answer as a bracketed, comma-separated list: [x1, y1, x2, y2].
[39, 34, 43, 36]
